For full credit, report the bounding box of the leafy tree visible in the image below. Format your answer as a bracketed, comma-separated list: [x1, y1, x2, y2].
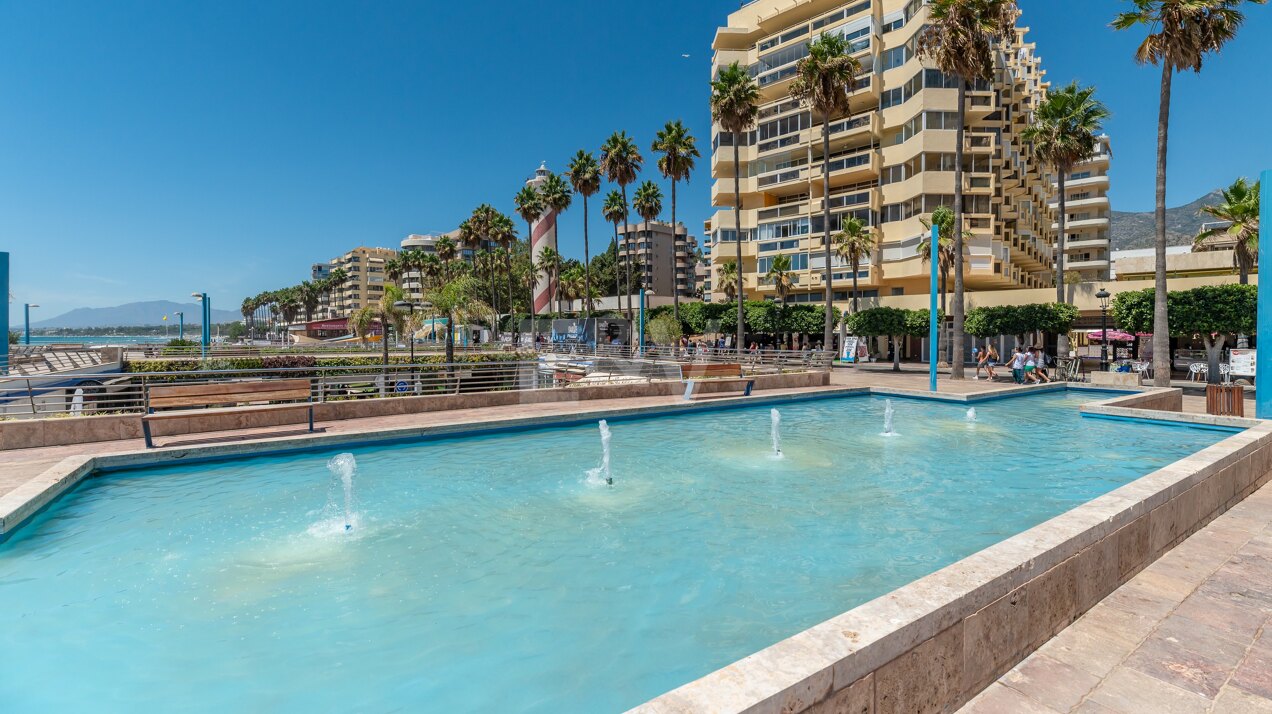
[790, 31, 861, 348]
[1113, 0, 1265, 385]
[349, 285, 407, 370]
[964, 303, 1078, 346]
[422, 276, 495, 368]
[710, 61, 760, 353]
[1114, 285, 1255, 383]
[847, 307, 909, 371]
[647, 313, 683, 346]
[919, 0, 1021, 378]
[1194, 177, 1261, 283]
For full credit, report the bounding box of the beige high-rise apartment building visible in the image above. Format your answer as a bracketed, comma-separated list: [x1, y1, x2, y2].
[324, 246, 397, 317]
[617, 220, 700, 298]
[1051, 135, 1113, 281]
[707, 0, 1094, 308]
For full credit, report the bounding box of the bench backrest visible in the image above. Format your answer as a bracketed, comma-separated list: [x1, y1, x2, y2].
[148, 379, 312, 410]
[682, 363, 744, 379]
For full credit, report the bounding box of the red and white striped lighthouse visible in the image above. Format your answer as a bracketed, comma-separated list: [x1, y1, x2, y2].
[527, 163, 558, 314]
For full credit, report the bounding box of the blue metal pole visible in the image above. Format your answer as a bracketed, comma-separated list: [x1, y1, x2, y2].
[929, 224, 939, 392]
[1258, 171, 1271, 418]
[199, 293, 209, 360]
[206, 296, 212, 348]
[24, 304, 31, 345]
[0, 252, 9, 375]
[638, 287, 646, 356]
[178, 313, 184, 341]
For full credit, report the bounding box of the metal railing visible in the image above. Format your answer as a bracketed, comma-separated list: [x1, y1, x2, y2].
[532, 343, 835, 373]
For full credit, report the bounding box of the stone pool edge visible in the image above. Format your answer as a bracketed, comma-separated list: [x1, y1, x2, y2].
[627, 388, 1272, 714]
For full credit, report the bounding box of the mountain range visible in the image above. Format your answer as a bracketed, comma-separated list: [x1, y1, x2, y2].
[30, 300, 242, 329]
[1109, 189, 1222, 251]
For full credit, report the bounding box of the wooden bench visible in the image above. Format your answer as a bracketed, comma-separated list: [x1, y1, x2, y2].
[142, 379, 315, 448]
[681, 363, 755, 400]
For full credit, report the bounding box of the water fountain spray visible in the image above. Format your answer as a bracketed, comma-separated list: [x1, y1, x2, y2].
[966, 407, 977, 422]
[326, 453, 358, 531]
[770, 408, 782, 456]
[597, 420, 613, 486]
[882, 399, 896, 437]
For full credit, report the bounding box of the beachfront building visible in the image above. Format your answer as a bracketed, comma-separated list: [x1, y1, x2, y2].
[324, 246, 397, 317]
[706, 0, 1087, 308]
[1051, 135, 1113, 282]
[399, 233, 440, 303]
[617, 220, 700, 299]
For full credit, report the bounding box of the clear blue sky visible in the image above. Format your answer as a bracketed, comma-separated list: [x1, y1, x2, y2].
[3, 0, 1269, 322]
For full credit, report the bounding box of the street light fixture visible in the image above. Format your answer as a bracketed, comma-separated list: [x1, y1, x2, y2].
[1096, 288, 1111, 371]
[173, 311, 185, 342]
[191, 292, 209, 359]
[23, 304, 38, 345]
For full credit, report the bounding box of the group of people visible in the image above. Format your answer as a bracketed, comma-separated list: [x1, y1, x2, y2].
[973, 345, 1052, 384]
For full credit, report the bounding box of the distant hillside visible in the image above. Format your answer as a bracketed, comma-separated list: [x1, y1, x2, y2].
[32, 300, 241, 328]
[1109, 190, 1222, 251]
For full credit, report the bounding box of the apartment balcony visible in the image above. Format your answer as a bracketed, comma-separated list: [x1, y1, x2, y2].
[711, 176, 759, 206]
[965, 90, 998, 119]
[1050, 216, 1110, 232]
[1064, 237, 1110, 251]
[1066, 258, 1110, 271]
[1048, 195, 1109, 211]
[963, 133, 997, 154]
[963, 172, 996, 194]
[1065, 174, 1110, 191]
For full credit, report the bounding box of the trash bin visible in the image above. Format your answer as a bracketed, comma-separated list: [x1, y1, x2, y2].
[1205, 384, 1245, 417]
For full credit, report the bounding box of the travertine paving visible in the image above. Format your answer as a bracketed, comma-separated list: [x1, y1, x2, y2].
[961, 484, 1272, 714]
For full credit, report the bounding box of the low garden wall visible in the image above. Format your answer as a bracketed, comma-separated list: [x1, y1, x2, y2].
[0, 371, 829, 450]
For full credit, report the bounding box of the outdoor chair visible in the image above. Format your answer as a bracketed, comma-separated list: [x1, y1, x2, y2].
[1188, 363, 1207, 382]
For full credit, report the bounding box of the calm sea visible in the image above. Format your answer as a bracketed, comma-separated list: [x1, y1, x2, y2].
[21, 335, 169, 345]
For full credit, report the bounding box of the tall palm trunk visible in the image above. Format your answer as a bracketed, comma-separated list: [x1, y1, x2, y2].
[1056, 172, 1068, 304]
[1055, 171, 1070, 358]
[820, 114, 834, 349]
[670, 180, 679, 322]
[950, 80, 967, 379]
[583, 194, 592, 318]
[526, 220, 537, 346]
[622, 188, 633, 324]
[1151, 63, 1172, 387]
[733, 136, 744, 354]
[445, 311, 455, 375]
[850, 258, 860, 314]
[613, 229, 622, 316]
[506, 250, 516, 341]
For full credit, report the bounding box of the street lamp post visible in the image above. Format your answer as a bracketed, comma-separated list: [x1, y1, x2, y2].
[174, 312, 184, 341]
[638, 288, 655, 356]
[191, 292, 209, 360]
[23, 304, 38, 345]
[1096, 288, 1111, 372]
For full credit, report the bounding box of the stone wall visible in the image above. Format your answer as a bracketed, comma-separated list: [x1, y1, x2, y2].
[631, 422, 1272, 714]
[0, 371, 829, 450]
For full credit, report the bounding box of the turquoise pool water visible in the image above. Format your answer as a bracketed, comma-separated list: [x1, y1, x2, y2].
[0, 392, 1230, 712]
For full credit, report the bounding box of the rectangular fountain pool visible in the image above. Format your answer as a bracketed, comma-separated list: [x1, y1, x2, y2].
[0, 392, 1236, 712]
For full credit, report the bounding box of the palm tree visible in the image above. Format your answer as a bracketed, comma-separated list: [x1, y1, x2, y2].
[718, 261, 740, 303]
[919, 0, 1021, 379]
[710, 62, 759, 353]
[538, 172, 573, 314]
[566, 150, 602, 318]
[832, 216, 874, 314]
[240, 297, 258, 340]
[602, 190, 629, 315]
[766, 253, 796, 348]
[652, 120, 700, 323]
[632, 180, 664, 304]
[422, 276, 493, 369]
[1022, 81, 1110, 304]
[536, 246, 562, 314]
[790, 32, 861, 350]
[1195, 177, 1261, 283]
[349, 285, 407, 374]
[435, 236, 458, 282]
[298, 281, 321, 323]
[918, 205, 957, 319]
[1113, 0, 1263, 385]
[419, 254, 443, 291]
[600, 131, 643, 324]
[489, 212, 517, 313]
[513, 184, 544, 340]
